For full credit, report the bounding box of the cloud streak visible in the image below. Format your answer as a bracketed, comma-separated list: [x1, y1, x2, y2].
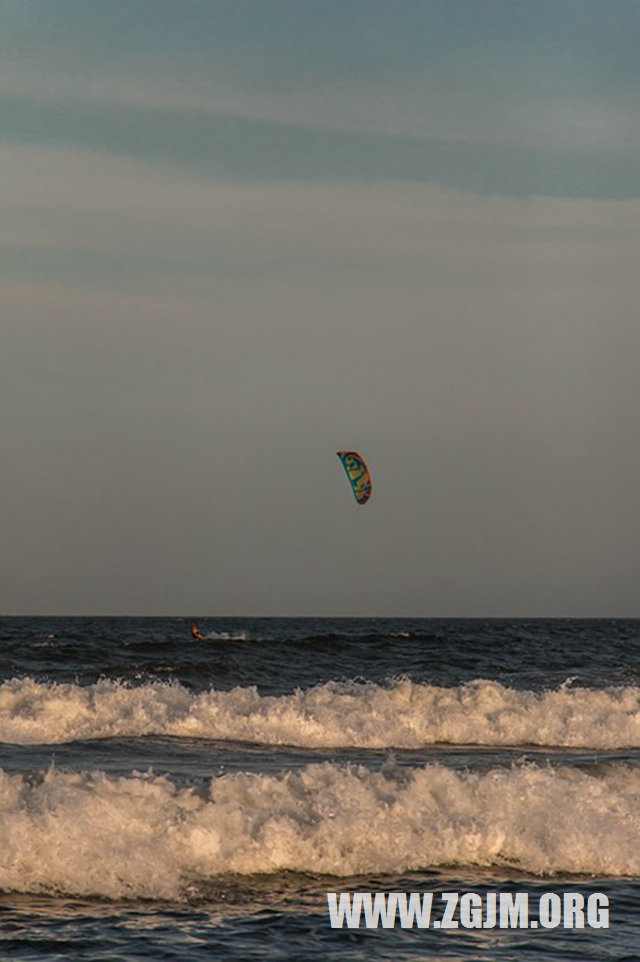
[2, 0, 639, 198]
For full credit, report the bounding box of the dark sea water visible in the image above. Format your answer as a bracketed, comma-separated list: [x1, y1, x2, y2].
[0, 617, 639, 960]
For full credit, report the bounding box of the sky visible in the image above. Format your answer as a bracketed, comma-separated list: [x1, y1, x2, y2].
[2, 0, 640, 616]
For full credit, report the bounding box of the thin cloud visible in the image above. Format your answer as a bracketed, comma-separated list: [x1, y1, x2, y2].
[3, 57, 639, 156]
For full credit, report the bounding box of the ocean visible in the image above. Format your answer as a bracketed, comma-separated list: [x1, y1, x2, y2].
[0, 617, 638, 960]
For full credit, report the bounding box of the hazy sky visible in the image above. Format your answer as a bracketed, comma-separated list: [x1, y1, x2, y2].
[2, 0, 640, 616]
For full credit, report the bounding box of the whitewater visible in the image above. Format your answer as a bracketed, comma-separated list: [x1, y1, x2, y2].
[1, 676, 639, 749]
[0, 761, 638, 900]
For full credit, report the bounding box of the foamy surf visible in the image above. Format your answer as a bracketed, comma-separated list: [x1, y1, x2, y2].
[0, 761, 638, 899]
[0, 677, 639, 749]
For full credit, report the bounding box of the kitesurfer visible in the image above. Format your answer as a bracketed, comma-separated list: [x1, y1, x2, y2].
[191, 624, 205, 641]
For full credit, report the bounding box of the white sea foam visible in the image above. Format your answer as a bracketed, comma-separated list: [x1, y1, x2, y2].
[0, 761, 638, 898]
[0, 676, 639, 748]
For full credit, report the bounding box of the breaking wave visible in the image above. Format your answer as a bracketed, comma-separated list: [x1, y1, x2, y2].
[0, 676, 639, 749]
[0, 761, 638, 899]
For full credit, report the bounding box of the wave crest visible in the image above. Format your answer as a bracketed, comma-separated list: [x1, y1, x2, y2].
[0, 676, 639, 748]
[0, 761, 638, 898]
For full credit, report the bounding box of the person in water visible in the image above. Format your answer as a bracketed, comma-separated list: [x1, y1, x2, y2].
[191, 624, 205, 641]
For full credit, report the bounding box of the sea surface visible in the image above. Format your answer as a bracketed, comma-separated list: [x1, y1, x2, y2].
[0, 617, 638, 960]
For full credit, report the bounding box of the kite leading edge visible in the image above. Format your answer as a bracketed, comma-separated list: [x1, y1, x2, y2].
[337, 451, 372, 505]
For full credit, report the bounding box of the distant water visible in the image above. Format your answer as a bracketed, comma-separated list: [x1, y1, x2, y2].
[0, 617, 638, 960]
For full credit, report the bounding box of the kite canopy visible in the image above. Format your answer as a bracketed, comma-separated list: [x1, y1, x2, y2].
[337, 451, 372, 505]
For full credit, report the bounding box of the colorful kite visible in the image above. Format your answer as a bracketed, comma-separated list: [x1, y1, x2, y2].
[337, 451, 372, 505]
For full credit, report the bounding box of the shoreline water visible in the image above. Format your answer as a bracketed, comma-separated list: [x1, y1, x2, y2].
[1, 616, 637, 959]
